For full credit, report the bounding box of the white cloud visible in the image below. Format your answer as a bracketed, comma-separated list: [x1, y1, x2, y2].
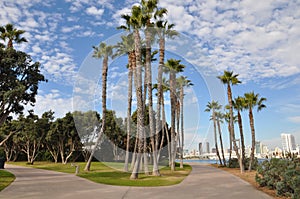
[26, 90, 72, 119]
[61, 25, 81, 33]
[86, 6, 104, 17]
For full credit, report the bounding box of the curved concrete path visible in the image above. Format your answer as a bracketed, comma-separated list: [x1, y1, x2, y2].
[0, 163, 273, 199]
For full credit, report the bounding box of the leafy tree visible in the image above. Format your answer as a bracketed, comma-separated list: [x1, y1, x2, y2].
[17, 111, 46, 164]
[72, 111, 101, 162]
[47, 112, 82, 164]
[0, 25, 46, 145]
[0, 120, 21, 161]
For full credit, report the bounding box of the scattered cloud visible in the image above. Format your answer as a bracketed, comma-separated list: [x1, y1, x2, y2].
[26, 90, 72, 119]
[86, 6, 104, 17]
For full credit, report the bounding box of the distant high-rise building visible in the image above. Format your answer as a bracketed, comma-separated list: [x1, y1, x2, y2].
[255, 141, 261, 154]
[281, 133, 297, 152]
[199, 142, 203, 155]
[199, 142, 210, 154]
[206, 142, 210, 154]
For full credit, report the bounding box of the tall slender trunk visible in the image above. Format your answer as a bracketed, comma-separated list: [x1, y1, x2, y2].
[130, 28, 144, 179]
[156, 35, 165, 165]
[162, 93, 171, 166]
[217, 118, 226, 166]
[124, 65, 133, 172]
[213, 112, 222, 165]
[145, 29, 160, 176]
[227, 84, 240, 162]
[170, 71, 176, 171]
[179, 87, 184, 168]
[84, 56, 108, 171]
[237, 111, 245, 172]
[248, 108, 255, 171]
[227, 122, 232, 167]
[130, 127, 138, 171]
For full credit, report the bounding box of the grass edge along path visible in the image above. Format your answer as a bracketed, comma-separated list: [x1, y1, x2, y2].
[0, 170, 15, 191]
[7, 161, 192, 187]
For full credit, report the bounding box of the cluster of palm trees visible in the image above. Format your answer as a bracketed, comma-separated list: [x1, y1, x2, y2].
[206, 71, 266, 172]
[84, 0, 193, 179]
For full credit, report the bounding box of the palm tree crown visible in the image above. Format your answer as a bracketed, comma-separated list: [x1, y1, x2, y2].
[217, 70, 241, 86]
[93, 42, 114, 59]
[244, 92, 267, 111]
[0, 23, 27, 48]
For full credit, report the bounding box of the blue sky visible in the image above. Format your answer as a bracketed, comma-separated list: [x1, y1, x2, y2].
[1, 0, 300, 150]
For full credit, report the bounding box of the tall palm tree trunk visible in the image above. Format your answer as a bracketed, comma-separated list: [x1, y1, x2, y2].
[84, 56, 108, 171]
[227, 85, 240, 161]
[213, 112, 222, 165]
[179, 87, 184, 168]
[145, 30, 160, 176]
[217, 119, 226, 166]
[237, 111, 245, 172]
[227, 123, 232, 167]
[170, 71, 176, 171]
[124, 66, 133, 172]
[156, 35, 164, 164]
[130, 29, 144, 179]
[248, 108, 255, 171]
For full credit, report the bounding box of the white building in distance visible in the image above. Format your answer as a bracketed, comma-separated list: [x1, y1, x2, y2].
[281, 133, 297, 153]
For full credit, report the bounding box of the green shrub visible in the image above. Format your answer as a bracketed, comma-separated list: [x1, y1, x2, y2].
[256, 158, 300, 198]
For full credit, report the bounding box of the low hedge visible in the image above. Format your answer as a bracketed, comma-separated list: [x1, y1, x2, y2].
[255, 158, 300, 199]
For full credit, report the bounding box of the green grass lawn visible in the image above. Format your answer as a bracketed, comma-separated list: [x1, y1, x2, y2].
[0, 170, 15, 191]
[9, 161, 192, 187]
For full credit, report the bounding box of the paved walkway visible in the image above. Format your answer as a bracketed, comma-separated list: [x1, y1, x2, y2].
[0, 163, 273, 199]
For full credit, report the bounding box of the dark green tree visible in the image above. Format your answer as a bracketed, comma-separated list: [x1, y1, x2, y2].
[0, 33, 46, 146]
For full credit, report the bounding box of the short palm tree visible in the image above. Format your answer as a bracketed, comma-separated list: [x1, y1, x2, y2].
[244, 92, 266, 171]
[205, 101, 223, 166]
[215, 111, 226, 167]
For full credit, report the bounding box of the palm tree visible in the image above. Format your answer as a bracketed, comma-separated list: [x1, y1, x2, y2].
[164, 59, 185, 171]
[176, 76, 193, 168]
[217, 71, 241, 166]
[84, 42, 114, 171]
[215, 111, 226, 167]
[155, 19, 178, 170]
[233, 96, 247, 172]
[121, 4, 147, 179]
[0, 24, 27, 49]
[205, 101, 223, 166]
[154, 78, 171, 164]
[114, 34, 135, 172]
[244, 92, 266, 171]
